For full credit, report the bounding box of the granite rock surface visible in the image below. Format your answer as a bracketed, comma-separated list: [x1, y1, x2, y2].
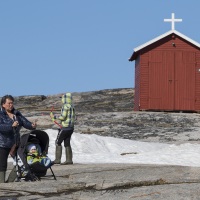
[1, 88, 200, 199]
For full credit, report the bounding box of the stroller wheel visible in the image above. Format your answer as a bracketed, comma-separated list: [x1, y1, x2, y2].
[25, 172, 40, 182]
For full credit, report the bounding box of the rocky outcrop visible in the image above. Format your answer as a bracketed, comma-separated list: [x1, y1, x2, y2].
[74, 111, 200, 143]
[7, 88, 200, 143]
[13, 88, 134, 113]
[12, 88, 135, 134]
[2, 163, 200, 200]
[2, 89, 200, 199]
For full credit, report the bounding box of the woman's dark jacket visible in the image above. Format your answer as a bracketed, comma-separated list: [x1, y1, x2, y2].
[0, 107, 35, 149]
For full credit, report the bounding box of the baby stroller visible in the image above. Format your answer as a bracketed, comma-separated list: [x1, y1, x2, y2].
[13, 129, 56, 181]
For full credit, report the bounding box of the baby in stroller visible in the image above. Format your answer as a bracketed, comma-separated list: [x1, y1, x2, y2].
[7, 130, 56, 182]
[26, 143, 52, 168]
[21, 137, 54, 181]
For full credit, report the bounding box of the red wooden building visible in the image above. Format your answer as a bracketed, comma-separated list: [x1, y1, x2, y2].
[129, 26, 200, 112]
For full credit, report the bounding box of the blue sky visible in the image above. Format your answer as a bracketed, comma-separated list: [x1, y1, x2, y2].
[0, 1, 199, 96]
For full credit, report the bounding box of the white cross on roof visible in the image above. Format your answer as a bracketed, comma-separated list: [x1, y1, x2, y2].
[164, 13, 182, 30]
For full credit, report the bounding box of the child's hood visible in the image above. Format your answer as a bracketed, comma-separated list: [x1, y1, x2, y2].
[61, 93, 72, 105]
[27, 144, 37, 152]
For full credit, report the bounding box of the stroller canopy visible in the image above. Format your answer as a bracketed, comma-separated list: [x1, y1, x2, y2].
[20, 130, 49, 154]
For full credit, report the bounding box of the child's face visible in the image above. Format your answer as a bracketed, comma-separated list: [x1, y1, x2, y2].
[30, 148, 37, 153]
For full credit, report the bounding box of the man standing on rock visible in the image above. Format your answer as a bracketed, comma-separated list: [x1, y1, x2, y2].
[50, 93, 75, 165]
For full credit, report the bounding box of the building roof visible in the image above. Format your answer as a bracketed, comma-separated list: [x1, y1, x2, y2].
[129, 30, 200, 61]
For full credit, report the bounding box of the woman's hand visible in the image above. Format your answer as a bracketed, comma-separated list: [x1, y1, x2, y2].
[32, 120, 37, 128]
[32, 123, 37, 128]
[12, 121, 19, 127]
